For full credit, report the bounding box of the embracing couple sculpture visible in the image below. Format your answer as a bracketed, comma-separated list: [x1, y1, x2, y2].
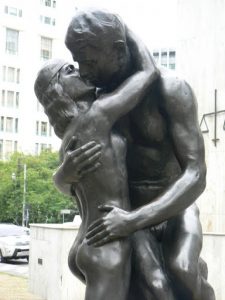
[34, 8, 215, 300]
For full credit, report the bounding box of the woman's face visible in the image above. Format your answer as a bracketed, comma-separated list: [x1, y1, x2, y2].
[58, 64, 95, 102]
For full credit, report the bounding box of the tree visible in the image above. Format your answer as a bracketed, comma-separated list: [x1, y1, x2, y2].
[0, 151, 77, 225]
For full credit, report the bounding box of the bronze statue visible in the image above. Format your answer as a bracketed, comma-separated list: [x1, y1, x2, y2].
[35, 31, 159, 299]
[35, 8, 215, 300]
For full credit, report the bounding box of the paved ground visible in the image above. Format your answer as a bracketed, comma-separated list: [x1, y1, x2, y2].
[0, 260, 44, 300]
[0, 259, 28, 278]
[0, 273, 44, 300]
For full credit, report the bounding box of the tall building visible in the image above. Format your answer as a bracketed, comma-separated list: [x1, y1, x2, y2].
[0, 0, 77, 160]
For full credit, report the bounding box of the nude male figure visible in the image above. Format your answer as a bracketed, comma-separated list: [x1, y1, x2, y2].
[56, 9, 215, 300]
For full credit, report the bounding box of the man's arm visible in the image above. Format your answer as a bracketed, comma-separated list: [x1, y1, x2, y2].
[53, 139, 101, 196]
[86, 77, 206, 246]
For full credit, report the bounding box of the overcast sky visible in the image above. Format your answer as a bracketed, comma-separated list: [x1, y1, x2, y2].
[74, 0, 179, 50]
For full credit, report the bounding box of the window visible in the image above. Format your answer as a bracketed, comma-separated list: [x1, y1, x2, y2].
[40, 15, 56, 26]
[41, 143, 47, 151]
[45, 0, 51, 6]
[40, 37, 52, 61]
[0, 117, 4, 131]
[41, 0, 56, 8]
[169, 51, 176, 70]
[35, 143, 39, 155]
[161, 52, 167, 66]
[16, 69, 20, 83]
[7, 91, 14, 107]
[2, 66, 6, 81]
[153, 52, 159, 63]
[15, 118, 18, 133]
[8, 67, 15, 82]
[6, 117, 13, 132]
[2, 67, 20, 83]
[41, 121, 47, 136]
[15, 92, 19, 108]
[4, 6, 22, 17]
[1, 91, 5, 107]
[36, 121, 39, 135]
[6, 28, 19, 55]
[5, 140, 13, 158]
[49, 126, 52, 136]
[14, 141, 18, 152]
[0, 140, 3, 159]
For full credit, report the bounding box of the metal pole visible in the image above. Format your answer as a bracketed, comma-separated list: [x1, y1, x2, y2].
[22, 164, 27, 227]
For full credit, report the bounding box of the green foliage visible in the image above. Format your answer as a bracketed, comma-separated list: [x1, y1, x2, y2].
[0, 151, 77, 225]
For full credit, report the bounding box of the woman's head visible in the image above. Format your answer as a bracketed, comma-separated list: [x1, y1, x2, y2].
[34, 59, 96, 138]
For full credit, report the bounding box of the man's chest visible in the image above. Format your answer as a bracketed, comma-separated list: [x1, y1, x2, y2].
[116, 94, 167, 146]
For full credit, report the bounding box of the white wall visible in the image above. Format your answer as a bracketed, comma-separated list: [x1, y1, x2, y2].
[29, 224, 85, 300]
[29, 225, 221, 300]
[176, 0, 225, 233]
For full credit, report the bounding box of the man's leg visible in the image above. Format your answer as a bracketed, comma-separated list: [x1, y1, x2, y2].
[162, 203, 215, 300]
[129, 229, 176, 300]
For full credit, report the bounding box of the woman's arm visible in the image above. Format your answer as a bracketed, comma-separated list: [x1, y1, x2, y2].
[92, 29, 159, 126]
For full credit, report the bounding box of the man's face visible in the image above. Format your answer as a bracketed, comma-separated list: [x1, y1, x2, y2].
[72, 41, 124, 88]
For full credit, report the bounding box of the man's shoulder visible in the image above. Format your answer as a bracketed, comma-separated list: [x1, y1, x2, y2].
[158, 68, 196, 114]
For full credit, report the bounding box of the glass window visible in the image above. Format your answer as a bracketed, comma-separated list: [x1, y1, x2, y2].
[6, 28, 19, 55]
[161, 51, 168, 66]
[44, 16, 51, 24]
[40, 37, 52, 61]
[45, 0, 51, 7]
[0, 140, 3, 159]
[7, 91, 14, 107]
[41, 143, 47, 151]
[0, 117, 4, 131]
[153, 52, 159, 63]
[8, 67, 15, 82]
[2, 66, 6, 81]
[16, 92, 19, 108]
[19, 10, 22, 17]
[52, 18, 56, 26]
[8, 7, 17, 16]
[36, 121, 39, 135]
[16, 69, 20, 83]
[41, 121, 47, 136]
[6, 117, 13, 132]
[169, 64, 175, 70]
[1, 90, 5, 107]
[49, 125, 52, 136]
[35, 143, 39, 155]
[14, 141, 18, 152]
[5, 140, 13, 158]
[53, 1, 56, 8]
[15, 118, 18, 133]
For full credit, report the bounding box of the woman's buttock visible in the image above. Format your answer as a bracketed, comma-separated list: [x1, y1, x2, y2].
[76, 238, 131, 275]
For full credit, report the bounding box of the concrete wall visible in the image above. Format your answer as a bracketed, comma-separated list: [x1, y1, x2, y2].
[28, 224, 85, 300]
[29, 224, 223, 300]
[176, 0, 225, 234]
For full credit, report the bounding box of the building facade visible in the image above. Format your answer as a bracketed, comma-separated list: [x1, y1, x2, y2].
[0, 0, 78, 159]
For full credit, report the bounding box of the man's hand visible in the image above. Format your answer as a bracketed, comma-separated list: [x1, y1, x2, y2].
[86, 205, 134, 247]
[61, 137, 102, 184]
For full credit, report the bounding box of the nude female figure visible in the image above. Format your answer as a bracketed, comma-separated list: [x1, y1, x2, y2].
[34, 31, 158, 300]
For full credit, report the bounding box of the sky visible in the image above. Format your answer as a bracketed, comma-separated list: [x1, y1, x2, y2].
[74, 0, 179, 50]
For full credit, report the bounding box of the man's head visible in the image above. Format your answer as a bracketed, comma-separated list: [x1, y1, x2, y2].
[34, 59, 95, 138]
[65, 8, 131, 88]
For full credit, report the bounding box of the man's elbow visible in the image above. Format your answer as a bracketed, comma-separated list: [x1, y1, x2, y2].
[192, 163, 207, 195]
